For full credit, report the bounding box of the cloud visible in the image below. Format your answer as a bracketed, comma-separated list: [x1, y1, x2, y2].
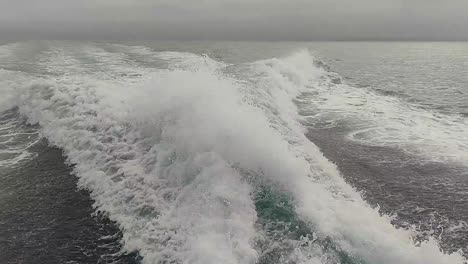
[0, 0, 467, 40]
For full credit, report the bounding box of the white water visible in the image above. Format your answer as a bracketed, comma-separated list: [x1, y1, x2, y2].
[0, 43, 466, 263]
[297, 66, 468, 165]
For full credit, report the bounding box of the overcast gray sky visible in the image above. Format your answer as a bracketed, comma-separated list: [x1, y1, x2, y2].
[1, 0, 468, 40]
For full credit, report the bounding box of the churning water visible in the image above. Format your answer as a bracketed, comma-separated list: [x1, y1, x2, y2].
[0, 41, 467, 264]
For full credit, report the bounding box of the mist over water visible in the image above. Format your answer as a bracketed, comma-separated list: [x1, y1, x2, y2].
[0, 41, 467, 264]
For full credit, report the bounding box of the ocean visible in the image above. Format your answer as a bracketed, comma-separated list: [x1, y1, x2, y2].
[0, 41, 467, 264]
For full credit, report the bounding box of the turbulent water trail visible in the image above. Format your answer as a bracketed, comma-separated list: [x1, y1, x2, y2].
[296, 67, 468, 165]
[0, 42, 466, 264]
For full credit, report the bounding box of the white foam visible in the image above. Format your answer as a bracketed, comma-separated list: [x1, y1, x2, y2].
[0, 69, 25, 112]
[0, 112, 40, 167]
[13, 46, 259, 264]
[296, 57, 468, 165]
[5, 43, 466, 264]
[244, 50, 467, 263]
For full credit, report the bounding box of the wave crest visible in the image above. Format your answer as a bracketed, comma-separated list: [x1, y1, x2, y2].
[1, 43, 465, 264]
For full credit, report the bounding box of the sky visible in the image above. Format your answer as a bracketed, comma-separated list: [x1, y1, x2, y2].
[1, 0, 468, 41]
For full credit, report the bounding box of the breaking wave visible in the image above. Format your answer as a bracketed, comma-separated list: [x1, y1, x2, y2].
[0, 43, 466, 264]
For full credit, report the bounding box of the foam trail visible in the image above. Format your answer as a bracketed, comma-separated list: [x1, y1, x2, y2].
[3, 44, 466, 264]
[239, 50, 466, 264]
[0, 69, 24, 112]
[295, 56, 468, 164]
[12, 46, 259, 264]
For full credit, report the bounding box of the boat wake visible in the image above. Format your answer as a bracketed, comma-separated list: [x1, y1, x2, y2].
[0, 42, 466, 264]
